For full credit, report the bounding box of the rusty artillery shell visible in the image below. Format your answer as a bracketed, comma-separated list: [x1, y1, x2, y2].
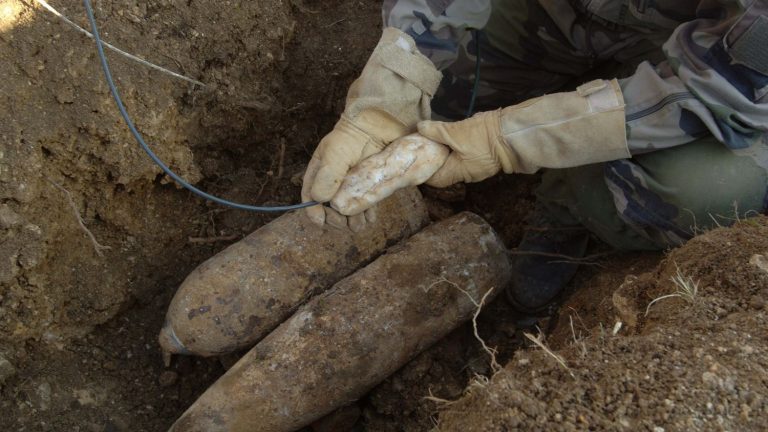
[169, 212, 511, 432]
[159, 188, 429, 357]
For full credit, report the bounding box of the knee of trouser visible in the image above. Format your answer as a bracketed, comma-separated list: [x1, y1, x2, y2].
[605, 138, 768, 246]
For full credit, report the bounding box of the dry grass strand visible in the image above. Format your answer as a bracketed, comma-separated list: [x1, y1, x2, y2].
[523, 330, 575, 378]
[645, 262, 699, 316]
[426, 276, 501, 374]
[46, 178, 111, 256]
[31, 0, 205, 87]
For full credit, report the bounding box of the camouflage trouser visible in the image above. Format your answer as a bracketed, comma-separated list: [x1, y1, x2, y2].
[430, 0, 768, 251]
[537, 140, 768, 250]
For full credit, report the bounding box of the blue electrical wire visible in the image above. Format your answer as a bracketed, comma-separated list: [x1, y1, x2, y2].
[465, 29, 481, 118]
[82, 0, 318, 212]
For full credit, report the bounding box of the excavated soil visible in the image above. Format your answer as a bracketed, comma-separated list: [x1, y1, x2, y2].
[3, 1, 767, 431]
[437, 218, 768, 431]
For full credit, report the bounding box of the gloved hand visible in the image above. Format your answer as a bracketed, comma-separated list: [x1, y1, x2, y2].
[419, 79, 631, 187]
[302, 27, 441, 231]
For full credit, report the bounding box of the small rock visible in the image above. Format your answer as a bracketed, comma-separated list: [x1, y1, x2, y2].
[54, 86, 75, 104]
[714, 306, 728, 318]
[290, 169, 305, 187]
[702, 371, 718, 388]
[721, 376, 736, 393]
[612, 286, 639, 328]
[741, 403, 752, 419]
[158, 370, 179, 388]
[749, 254, 768, 274]
[0, 355, 17, 384]
[0, 205, 21, 229]
[36, 381, 52, 410]
[749, 296, 765, 310]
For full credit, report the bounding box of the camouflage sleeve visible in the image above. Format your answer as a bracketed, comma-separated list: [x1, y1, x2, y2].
[382, 0, 491, 70]
[620, 1, 768, 155]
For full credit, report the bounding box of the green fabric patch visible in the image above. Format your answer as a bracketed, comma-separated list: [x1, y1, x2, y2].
[730, 15, 768, 76]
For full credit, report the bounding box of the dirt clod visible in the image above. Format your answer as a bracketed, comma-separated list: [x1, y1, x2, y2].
[0, 355, 16, 385]
[159, 370, 179, 388]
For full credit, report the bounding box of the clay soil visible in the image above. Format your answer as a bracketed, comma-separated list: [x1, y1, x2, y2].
[2, 1, 768, 431]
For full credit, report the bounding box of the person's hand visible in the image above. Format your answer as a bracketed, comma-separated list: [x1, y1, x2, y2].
[418, 79, 631, 188]
[329, 134, 449, 216]
[417, 109, 506, 188]
[302, 27, 441, 231]
[301, 113, 391, 231]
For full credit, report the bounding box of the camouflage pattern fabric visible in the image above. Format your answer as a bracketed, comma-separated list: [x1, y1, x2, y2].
[537, 138, 768, 250]
[384, 0, 768, 249]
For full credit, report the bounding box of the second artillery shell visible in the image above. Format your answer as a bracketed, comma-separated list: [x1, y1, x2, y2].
[159, 188, 429, 356]
[169, 212, 511, 432]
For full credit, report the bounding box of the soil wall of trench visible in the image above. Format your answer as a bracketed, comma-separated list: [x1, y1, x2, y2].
[1, 0, 380, 344]
[0, 1, 387, 429]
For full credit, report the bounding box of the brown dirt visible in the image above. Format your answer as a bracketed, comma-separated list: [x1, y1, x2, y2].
[3, 1, 767, 431]
[436, 218, 768, 431]
[1, 0, 382, 430]
[1, 0, 380, 342]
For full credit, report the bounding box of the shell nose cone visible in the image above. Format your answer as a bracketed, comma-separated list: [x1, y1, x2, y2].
[159, 323, 191, 356]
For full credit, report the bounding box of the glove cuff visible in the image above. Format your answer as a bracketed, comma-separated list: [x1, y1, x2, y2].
[497, 79, 630, 174]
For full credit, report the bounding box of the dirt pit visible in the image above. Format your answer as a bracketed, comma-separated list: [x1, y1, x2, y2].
[2, 1, 768, 431]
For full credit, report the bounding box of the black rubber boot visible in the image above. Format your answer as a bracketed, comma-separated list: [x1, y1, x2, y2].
[506, 206, 590, 319]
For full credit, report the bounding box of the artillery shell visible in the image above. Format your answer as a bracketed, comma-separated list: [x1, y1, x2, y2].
[159, 187, 429, 357]
[169, 212, 511, 432]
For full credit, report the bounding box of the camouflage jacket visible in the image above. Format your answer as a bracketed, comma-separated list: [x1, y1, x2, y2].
[384, 0, 768, 155]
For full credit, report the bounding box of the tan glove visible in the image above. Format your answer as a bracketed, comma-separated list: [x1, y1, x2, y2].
[419, 79, 631, 188]
[302, 27, 441, 231]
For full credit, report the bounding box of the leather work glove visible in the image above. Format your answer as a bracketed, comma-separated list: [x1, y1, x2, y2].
[419, 79, 631, 187]
[302, 27, 441, 232]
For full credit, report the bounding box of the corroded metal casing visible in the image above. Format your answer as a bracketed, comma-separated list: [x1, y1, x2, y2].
[159, 188, 429, 357]
[170, 212, 511, 432]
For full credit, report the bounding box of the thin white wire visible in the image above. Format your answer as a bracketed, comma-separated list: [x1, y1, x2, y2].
[33, 0, 206, 87]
